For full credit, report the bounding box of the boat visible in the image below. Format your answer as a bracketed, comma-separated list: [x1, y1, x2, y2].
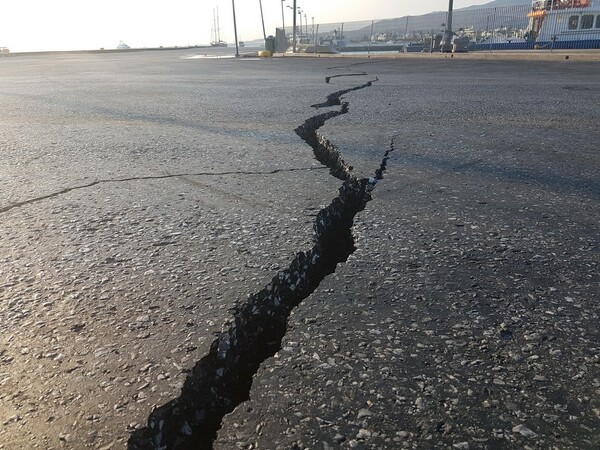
[117, 41, 130, 49]
[528, 0, 600, 49]
[295, 43, 339, 54]
[210, 6, 228, 47]
[470, 0, 600, 50]
[406, 42, 427, 53]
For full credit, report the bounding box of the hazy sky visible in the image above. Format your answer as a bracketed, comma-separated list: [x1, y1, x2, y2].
[0, 1, 493, 52]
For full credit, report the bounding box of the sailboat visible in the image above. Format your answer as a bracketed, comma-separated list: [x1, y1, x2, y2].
[210, 6, 228, 47]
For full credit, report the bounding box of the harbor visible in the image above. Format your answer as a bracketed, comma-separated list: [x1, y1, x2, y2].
[277, 0, 600, 55]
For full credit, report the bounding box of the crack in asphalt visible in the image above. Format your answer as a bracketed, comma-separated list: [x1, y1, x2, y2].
[325, 72, 368, 84]
[311, 79, 378, 108]
[128, 76, 395, 450]
[0, 167, 326, 215]
[375, 134, 399, 181]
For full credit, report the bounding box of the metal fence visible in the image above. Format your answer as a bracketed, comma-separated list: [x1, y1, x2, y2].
[278, 3, 600, 53]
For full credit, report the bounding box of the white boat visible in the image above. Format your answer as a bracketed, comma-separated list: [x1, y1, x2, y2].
[295, 43, 339, 54]
[471, 0, 600, 50]
[117, 41, 130, 49]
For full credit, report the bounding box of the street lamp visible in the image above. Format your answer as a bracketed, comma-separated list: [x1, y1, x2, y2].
[298, 9, 303, 41]
[281, 0, 286, 31]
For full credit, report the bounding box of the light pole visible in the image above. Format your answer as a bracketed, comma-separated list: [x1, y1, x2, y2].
[232, 0, 240, 57]
[298, 9, 303, 42]
[281, 0, 286, 31]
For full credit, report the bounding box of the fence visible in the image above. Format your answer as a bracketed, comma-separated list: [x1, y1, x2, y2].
[277, 4, 600, 53]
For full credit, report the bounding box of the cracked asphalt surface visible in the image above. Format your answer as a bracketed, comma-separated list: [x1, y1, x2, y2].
[1, 50, 599, 449]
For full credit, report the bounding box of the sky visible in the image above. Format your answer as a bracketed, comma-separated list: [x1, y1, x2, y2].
[0, 1, 494, 52]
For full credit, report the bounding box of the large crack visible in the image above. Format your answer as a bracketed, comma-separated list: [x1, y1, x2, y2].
[294, 106, 352, 181]
[128, 77, 393, 449]
[311, 79, 377, 109]
[325, 72, 367, 84]
[0, 167, 324, 215]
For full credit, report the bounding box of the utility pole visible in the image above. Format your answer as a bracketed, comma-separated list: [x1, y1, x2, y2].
[441, 0, 454, 52]
[293, 0, 297, 53]
[232, 0, 240, 57]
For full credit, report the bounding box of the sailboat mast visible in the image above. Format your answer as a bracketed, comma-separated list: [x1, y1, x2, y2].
[212, 9, 216, 43]
[217, 6, 221, 43]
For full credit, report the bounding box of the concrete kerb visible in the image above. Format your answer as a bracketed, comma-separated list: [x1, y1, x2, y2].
[275, 50, 600, 62]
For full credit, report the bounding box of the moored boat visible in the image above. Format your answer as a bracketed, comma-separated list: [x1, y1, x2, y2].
[470, 0, 600, 50]
[529, 0, 600, 48]
[295, 43, 339, 54]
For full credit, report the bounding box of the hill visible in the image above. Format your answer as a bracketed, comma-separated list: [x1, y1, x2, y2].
[461, 0, 531, 9]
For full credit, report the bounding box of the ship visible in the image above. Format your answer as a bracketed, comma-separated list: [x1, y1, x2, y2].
[470, 0, 600, 50]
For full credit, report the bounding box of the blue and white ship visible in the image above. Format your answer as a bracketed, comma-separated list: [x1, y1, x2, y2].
[471, 0, 600, 50]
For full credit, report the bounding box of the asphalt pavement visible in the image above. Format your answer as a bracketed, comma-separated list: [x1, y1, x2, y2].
[0, 50, 598, 449]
